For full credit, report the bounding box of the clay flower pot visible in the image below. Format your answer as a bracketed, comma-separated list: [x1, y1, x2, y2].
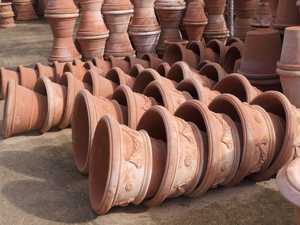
[187, 41, 220, 64]
[13, 0, 38, 21]
[214, 73, 262, 102]
[234, 18, 254, 41]
[45, 0, 80, 62]
[102, 0, 135, 58]
[163, 43, 199, 68]
[35, 63, 56, 81]
[129, 64, 145, 77]
[142, 53, 163, 70]
[0, 67, 19, 99]
[182, 0, 207, 41]
[137, 105, 204, 206]
[157, 62, 171, 77]
[175, 100, 241, 196]
[128, 0, 161, 57]
[2, 80, 47, 138]
[0, 3, 16, 28]
[93, 56, 133, 74]
[154, 0, 186, 56]
[250, 91, 300, 181]
[105, 67, 136, 89]
[206, 39, 228, 64]
[238, 28, 282, 80]
[125, 56, 150, 69]
[72, 90, 126, 174]
[251, 0, 273, 28]
[222, 42, 244, 73]
[277, 158, 300, 225]
[143, 80, 192, 113]
[133, 68, 177, 93]
[268, 0, 278, 18]
[63, 59, 98, 81]
[204, 0, 226, 15]
[209, 93, 285, 185]
[76, 0, 109, 60]
[198, 61, 226, 84]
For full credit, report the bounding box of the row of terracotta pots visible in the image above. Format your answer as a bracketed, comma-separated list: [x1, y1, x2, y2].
[0, 2, 16, 28]
[87, 88, 298, 214]
[13, 0, 37, 21]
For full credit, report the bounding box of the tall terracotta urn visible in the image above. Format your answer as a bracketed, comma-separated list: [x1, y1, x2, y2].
[102, 0, 135, 58]
[76, 0, 109, 60]
[45, 0, 81, 62]
[128, 0, 161, 57]
[0, 2, 16, 28]
[154, 0, 186, 56]
[13, 0, 37, 20]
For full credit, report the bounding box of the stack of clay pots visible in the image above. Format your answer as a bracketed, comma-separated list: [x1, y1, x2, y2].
[13, 0, 37, 20]
[182, 0, 208, 42]
[76, 0, 109, 60]
[203, 0, 229, 43]
[251, 0, 273, 28]
[0, 2, 16, 28]
[102, 0, 135, 58]
[272, 0, 300, 34]
[277, 26, 300, 107]
[238, 28, 282, 91]
[45, 0, 81, 62]
[128, 0, 161, 57]
[277, 158, 300, 225]
[234, 0, 256, 40]
[154, 0, 186, 56]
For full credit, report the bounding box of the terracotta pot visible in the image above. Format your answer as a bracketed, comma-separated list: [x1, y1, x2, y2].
[182, 0, 207, 41]
[92, 56, 133, 75]
[133, 68, 177, 93]
[268, 0, 278, 18]
[222, 42, 244, 73]
[102, 3, 135, 58]
[235, 0, 256, 18]
[277, 27, 300, 71]
[143, 80, 192, 113]
[52, 61, 66, 82]
[250, 91, 300, 181]
[76, 1, 109, 60]
[113, 85, 157, 129]
[142, 53, 163, 70]
[163, 43, 199, 68]
[35, 76, 67, 133]
[13, 0, 38, 21]
[154, 0, 186, 56]
[0, 67, 19, 99]
[72, 90, 126, 174]
[177, 77, 219, 105]
[157, 62, 171, 77]
[209, 93, 285, 185]
[125, 56, 150, 69]
[91, 57, 112, 74]
[238, 28, 281, 80]
[0, 3, 16, 28]
[89, 115, 164, 214]
[175, 100, 241, 195]
[204, 13, 229, 43]
[206, 39, 227, 64]
[214, 73, 262, 102]
[204, 0, 226, 15]
[102, 0, 133, 11]
[45, 0, 78, 14]
[277, 158, 300, 225]
[273, 0, 300, 31]
[225, 37, 244, 47]
[63, 60, 97, 81]
[106, 67, 136, 88]
[198, 61, 226, 83]
[251, 0, 272, 28]
[137, 105, 204, 206]
[187, 41, 219, 63]
[234, 17, 254, 41]
[2, 80, 47, 138]
[129, 64, 145, 77]
[18, 65, 39, 90]
[35, 63, 56, 81]
[129, 0, 161, 57]
[166, 61, 215, 88]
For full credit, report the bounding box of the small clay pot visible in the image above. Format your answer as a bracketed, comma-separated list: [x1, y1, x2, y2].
[133, 68, 177, 93]
[2, 80, 47, 138]
[52, 61, 66, 82]
[13, 0, 38, 21]
[235, 0, 257, 18]
[63, 59, 97, 81]
[222, 42, 244, 73]
[35, 63, 56, 81]
[187, 41, 219, 63]
[214, 73, 262, 102]
[204, 0, 226, 14]
[106, 67, 136, 88]
[0, 3, 16, 28]
[0, 67, 19, 99]
[137, 105, 204, 206]
[72, 89, 126, 174]
[225, 37, 243, 47]
[125, 56, 150, 69]
[129, 64, 145, 77]
[175, 100, 241, 196]
[142, 53, 163, 70]
[209, 93, 285, 185]
[206, 39, 228, 64]
[234, 17, 254, 41]
[157, 62, 171, 77]
[251, 0, 273, 28]
[198, 62, 226, 84]
[250, 91, 300, 181]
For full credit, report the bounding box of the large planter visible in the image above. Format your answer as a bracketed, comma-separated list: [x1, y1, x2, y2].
[45, 0, 80, 62]
[0, 3, 16, 28]
[76, 0, 109, 60]
[128, 0, 161, 57]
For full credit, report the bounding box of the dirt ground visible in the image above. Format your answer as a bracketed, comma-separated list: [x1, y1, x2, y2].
[0, 20, 296, 225]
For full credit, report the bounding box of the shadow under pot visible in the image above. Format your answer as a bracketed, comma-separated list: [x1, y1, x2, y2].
[208, 93, 284, 186]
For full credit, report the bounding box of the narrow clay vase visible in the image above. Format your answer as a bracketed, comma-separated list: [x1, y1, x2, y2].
[128, 0, 161, 57]
[0, 3, 16, 28]
[102, 0, 135, 58]
[137, 105, 204, 206]
[154, 0, 186, 56]
[182, 0, 208, 41]
[175, 100, 241, 196]
[209, 93, 285, 185]
[72, 89, 126, 174]
[222, 42, 244, 73]
[2, 80, 47, 138]
[250, 91, 300, 181]
[76, 0, 109, 59]
[45, 0, 81, 62]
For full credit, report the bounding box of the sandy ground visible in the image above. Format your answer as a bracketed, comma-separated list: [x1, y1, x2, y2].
[0, 20, 295, 225]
